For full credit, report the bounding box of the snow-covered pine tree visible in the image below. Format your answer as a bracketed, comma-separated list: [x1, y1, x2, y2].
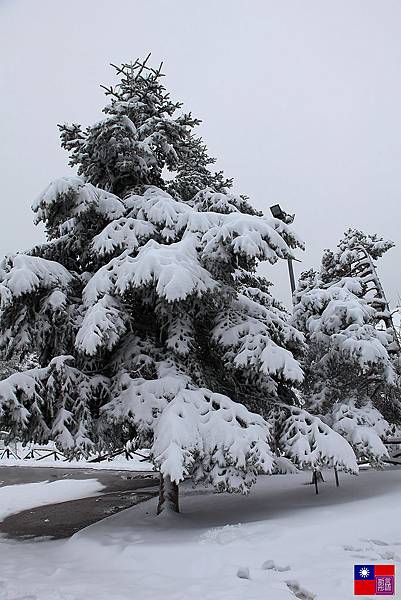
[0, 57, 358, 513]
[293, 229, 401, 465]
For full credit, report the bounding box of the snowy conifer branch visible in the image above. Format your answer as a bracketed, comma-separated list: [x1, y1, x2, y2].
[279, 406, 358, 473]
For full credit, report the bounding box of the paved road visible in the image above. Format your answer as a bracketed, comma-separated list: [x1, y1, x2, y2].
[0, 466, 159, 540]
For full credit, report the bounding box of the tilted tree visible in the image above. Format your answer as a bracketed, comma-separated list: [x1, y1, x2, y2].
[293, 229, 401, 465]
[0, 57, 359, 512]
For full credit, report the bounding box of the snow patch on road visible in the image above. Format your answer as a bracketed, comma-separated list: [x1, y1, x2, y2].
[0, 478, 105, 521]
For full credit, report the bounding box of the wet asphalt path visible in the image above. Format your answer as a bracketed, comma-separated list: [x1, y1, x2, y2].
[0, 466, 159, 540]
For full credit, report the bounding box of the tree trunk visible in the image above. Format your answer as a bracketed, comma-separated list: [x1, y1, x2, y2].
[157, 474, 179, 514]
[312, 469, 319, 494]
[311, 469, 324, 492]
[334, 467, 340, 487]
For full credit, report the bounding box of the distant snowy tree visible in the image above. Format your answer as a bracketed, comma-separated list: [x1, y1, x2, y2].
[0, 56, 358, 513]
[293, 229, 401, 465]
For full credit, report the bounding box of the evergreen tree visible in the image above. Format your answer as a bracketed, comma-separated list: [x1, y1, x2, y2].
[0, 57, 358, 512]
[293, 229, 401, 465]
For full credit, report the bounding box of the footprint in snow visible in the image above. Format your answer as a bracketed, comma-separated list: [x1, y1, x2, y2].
[260, 563, 314, 598]
[237, 567, 250, 580]
[379, 550, 401, 561]
[370, 539, 390, 547]
[364, 539, 401, 559]
[370, 539, 401, 549]
[286, 579, 316, 600]
[261, 559, 291, 572]
[345, 540, 396, 560]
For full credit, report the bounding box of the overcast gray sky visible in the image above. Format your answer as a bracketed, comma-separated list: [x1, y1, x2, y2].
[1, 0, 401, 306]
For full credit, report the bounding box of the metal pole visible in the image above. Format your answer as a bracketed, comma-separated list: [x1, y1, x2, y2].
[288, 259, 296, 295]
[269, 204, 297, 300]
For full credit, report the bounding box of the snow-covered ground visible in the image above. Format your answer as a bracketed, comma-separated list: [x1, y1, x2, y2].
[0, 468, 400, 599]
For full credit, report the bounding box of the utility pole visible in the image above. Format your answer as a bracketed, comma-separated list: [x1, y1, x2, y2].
[270, 204, 296, 296]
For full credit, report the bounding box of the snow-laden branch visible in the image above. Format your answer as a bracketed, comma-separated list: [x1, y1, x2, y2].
[0, 254, 73, 307]
[84, 235, 218, 308]
[75, 294, 128, 356]
[331, 401, 390, 465]
[279, 407, 358, 473]
[33, 177, 126, 224]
